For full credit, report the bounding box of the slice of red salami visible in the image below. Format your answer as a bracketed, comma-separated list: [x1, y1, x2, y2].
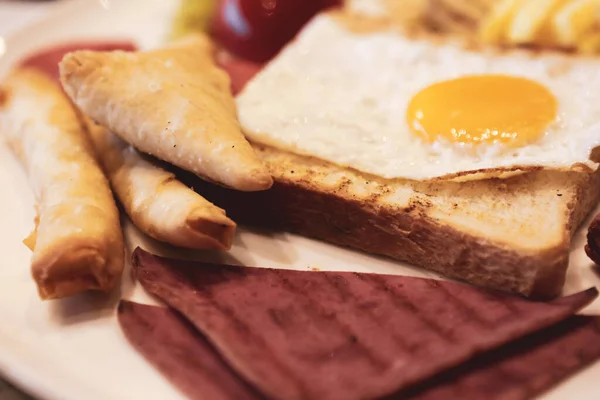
[117, 300, 264, 400]
[119, 301, 600, 400]
[398, 316, 600, 400]
[131, 248, 597, 400]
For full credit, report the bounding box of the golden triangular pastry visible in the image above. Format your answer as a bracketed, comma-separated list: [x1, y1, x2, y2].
[59, 35, 273, 192]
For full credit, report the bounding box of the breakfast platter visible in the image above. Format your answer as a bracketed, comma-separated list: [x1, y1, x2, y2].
[1, 0, 600, 399]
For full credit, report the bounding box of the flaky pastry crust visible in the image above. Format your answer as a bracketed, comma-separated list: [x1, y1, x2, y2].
[0, 68, 124, 299]
[59, 35, 273, 192]
[86, 121, 236, 250]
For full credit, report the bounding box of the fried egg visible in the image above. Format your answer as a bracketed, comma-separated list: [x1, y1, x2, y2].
[236, 13, 600, 181]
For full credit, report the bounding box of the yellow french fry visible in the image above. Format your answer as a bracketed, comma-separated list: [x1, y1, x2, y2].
[507, 0, 569, 44]
[552, 0, 600, 46]
[577, 30, 600, 53]
[479, 0, 521, 43]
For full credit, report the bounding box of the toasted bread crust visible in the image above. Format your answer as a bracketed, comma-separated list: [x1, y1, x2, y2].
[187, 144, 600, 299]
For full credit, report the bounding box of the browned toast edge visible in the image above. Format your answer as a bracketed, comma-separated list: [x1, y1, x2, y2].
[183, 148, 600, 300]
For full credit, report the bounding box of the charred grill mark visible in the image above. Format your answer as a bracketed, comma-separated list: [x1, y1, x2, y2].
[272, 269, 389, 371]
[398, 317, 600, 400]
[324, 272, 413, 354]
[136, 261, 310, 400]
[118, 301, 266, 400]
[430, 281, 496, 329]
[131, 250, 600, 400]
[360, 274, 460, 345]
[197, 284, 312, 400]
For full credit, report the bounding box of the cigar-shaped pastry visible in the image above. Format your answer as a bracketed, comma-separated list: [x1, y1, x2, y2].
[86, 121, 236, 250]
[0, 68, 124, 299]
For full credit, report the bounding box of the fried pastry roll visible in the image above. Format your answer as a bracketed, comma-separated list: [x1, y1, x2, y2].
[0, 68, 124, 300]
[86, 121, 236, 250]
[59, 35, 273, 192]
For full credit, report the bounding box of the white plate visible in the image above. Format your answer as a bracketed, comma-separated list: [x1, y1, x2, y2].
[0, 1, 600, 399]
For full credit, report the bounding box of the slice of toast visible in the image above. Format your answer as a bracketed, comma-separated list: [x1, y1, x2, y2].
[188, 144, 600, 299]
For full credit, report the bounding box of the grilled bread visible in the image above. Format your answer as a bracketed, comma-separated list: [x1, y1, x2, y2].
[190, 144, 600, 299]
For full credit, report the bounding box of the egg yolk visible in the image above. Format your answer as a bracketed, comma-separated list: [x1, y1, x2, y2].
[406, 75, 558, 147]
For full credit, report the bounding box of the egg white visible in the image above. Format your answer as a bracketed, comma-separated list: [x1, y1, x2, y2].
[236, 14, 600, 181]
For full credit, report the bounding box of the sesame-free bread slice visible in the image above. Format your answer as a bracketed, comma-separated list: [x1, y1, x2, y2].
[189, 144, 600, 299]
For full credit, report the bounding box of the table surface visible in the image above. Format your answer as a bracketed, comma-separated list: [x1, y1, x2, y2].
[0, 2, 64, 397]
